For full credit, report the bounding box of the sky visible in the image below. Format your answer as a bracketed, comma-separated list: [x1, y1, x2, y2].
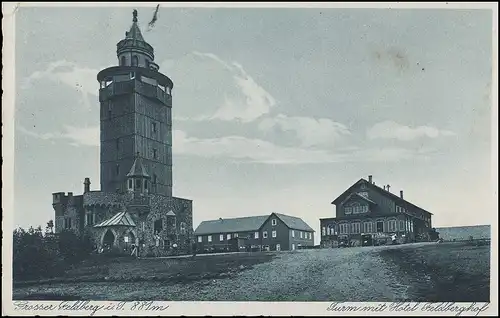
[12, 5, 495, 244]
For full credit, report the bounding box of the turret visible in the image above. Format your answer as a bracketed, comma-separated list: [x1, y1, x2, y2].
[127, 152, 151, 194]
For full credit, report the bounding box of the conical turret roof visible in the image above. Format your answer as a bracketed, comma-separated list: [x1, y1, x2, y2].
[126, 10, 145, 42]
[127, 152, 151, 179]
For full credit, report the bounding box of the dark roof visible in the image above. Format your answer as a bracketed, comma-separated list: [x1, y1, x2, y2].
[127, 156, 150, 178]
[194, 213, 315, 235]
[126, 21, 145, 42]
[94, 211, 136, 228]
[273, 213, 315, 232]
[332, 178, 433, 215]
[194, 215, 269, 235]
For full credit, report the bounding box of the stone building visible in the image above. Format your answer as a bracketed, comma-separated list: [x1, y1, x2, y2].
[52, 10, 193, 257]
[194, 212, 315, 253]
[319, 175, 433, 247]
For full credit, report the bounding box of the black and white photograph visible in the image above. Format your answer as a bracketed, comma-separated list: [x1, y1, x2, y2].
[2, 2, 497, 316]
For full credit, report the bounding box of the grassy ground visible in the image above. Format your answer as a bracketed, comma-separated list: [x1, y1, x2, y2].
[12, 242, 490, 302]
[378, 241, 491, 302]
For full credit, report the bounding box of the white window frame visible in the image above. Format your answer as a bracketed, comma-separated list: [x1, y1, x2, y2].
[227, 234, 231, 240]
[363, 222, 373, 234]
[292, 243, 295, 250]
[399, 220, 405, 231]
[388, 220, 397, 232]
[198, 236, 202, 243]
[309, 232, 312, 239]
[272, 230, 277, 238]
[291, 230, 295, 237]
[220, 234, 224, 241]
[263, 231, 268, 238]
[300, 231, 303, 238]
[234, 233, 238, 238]
[276, 244, 281, 251]
[322, 227, 326, 236]
[351, 222, 361, 234]
[272, 218, 277, 226]
[339, 223, 349, 234]
[208, 235, 212, 242]
[254, 231, 259, 239]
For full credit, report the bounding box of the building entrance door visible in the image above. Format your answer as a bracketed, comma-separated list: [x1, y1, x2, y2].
[376, 221, 384, 233]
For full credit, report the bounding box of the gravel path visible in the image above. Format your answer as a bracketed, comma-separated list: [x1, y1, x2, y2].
[14, 243, 443, 301]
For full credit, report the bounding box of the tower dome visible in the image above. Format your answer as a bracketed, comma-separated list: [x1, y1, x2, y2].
[116, 9, 158, 70]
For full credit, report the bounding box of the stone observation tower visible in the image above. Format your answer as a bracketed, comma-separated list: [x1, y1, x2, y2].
[97, 9, 174, 197]
[52, 10, 193, 257]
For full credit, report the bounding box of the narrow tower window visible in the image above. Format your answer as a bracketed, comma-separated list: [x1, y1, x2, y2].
[115, 164, 120, 176]
[153, 148, 158, 159]
[152, 122, 157, 133]
[132, 55, 138, 67]
[120, 56, 126, 66]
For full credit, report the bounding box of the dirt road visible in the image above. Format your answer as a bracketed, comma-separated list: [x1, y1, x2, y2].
[12, 242, 490, 302]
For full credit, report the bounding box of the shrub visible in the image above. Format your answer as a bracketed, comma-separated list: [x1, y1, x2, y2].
[13, 227, 63, 280]
[13, 227, 95, 281]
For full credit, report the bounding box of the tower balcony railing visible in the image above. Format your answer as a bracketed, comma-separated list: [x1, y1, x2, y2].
[99, 79, 171, 105]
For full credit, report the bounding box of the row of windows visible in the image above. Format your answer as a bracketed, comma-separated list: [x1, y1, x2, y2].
[396, 206, 431, 224]
[322, 219, 414, 236]
[291, 230, 312, 240]
[345, 205, 369, 214]
[197, 229, 313, 243]
[153, 219, 186, 234]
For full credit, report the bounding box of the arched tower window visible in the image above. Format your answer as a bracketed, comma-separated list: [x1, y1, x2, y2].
[120, 56, 126, 66]
[132, 55, 139, 67]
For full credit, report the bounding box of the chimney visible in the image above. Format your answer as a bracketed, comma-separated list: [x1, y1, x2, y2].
[386, 184, 391, 192]
[368, 175, 373, 184]
[84, 177, 91, 193]
[383, 185, 386, 190]
[400, 190, 404, 199]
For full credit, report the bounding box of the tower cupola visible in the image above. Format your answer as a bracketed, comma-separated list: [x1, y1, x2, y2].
[127, 152, 151, 194]
[116, 9, 158, 71]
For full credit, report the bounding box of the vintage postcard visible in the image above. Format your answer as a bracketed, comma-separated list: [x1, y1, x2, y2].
[2, 2, 498, 316]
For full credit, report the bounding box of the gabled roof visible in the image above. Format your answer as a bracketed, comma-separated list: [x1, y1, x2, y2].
[194, 215, 269, 235]
[341, 192, 377, 206]
[273, 213, 315, 232]
[332, 178, 433, 215]
[166, 210, 176, 216]
[94, 211, 136, 228]
[127, 155, 150, 179]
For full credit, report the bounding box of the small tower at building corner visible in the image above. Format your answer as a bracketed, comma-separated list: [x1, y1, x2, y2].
[127, 152, 151, 195]
[97, 8, 174, 197]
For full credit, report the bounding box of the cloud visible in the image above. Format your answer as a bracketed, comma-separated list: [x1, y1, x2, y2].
[367, 120, 457, 141]
[18, 123, 432, 164]
[17, 125, 99, 147]
[258, 114, 351, 148]
[173, 130, 431, 164]
[178, 52, 276, 123]
[21, 60, 102, 110]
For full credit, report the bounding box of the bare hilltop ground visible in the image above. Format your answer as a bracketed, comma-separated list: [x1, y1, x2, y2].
[13, 241, 490, 302]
